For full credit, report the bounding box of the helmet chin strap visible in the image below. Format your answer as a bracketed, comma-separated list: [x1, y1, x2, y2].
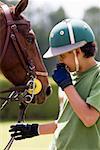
[65, 20, 79, 72]
[73, 50, 79, 72]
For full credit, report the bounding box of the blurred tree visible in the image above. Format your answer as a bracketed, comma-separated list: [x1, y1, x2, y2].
[0, 0, 17, 5]
[83, 7, 100, 61]
[49, 7, 66, 26]
[0, 0, 8, 4]
[33, 7, 68, 75]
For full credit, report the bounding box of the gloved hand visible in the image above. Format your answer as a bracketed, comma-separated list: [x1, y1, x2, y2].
[52, 63, 72, 90]
[9, 123, 39, 140]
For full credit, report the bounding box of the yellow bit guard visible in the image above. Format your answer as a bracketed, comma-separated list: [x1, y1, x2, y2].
[28, 79, 42, 95]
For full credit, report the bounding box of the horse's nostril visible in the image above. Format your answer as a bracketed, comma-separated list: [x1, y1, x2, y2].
[46, 86, 52, 96]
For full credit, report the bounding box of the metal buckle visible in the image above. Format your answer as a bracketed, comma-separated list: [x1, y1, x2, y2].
[10, 34, 16, 40]
[24, 76, 35, 104]
[11, 24, 17, 30]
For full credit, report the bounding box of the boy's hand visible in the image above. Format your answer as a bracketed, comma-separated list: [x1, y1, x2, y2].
[52, 63, 72, 90]
[9, 123, 39, 140]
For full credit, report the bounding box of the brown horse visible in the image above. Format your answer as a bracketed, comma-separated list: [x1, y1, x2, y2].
[0, 0, 51, 105]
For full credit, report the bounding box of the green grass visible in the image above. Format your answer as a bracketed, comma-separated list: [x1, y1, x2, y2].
[0, 121, 53, 150]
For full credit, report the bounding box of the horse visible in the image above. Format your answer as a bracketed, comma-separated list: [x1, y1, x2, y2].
[0, 0, 52, 149]
[0, 0, 51, 106]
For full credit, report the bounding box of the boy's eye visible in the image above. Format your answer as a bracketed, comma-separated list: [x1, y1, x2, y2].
[58, 55, 65, 61]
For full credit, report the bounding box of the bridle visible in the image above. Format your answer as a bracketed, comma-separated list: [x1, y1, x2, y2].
[0, 4, 48, 76]
[0, 4, 48, 106]
[0, 4, 48, 150]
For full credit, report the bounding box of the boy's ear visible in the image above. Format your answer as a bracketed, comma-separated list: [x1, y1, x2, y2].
[76, 48, 85, 58]
[76, 48, 82, 55]
[15, 0, 28, 16]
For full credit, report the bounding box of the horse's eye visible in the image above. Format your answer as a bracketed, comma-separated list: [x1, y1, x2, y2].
[27, 35, 34, 43]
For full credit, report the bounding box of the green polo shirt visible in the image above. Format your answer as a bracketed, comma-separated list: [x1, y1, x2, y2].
[49, 62, 100, 150]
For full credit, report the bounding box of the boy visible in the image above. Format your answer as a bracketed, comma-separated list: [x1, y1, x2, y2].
[9, 19, 100, 150]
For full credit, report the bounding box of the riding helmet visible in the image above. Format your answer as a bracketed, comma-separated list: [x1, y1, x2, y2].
[43, 19, 95, 58]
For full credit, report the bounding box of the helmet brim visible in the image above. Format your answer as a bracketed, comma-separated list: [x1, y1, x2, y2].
[43, 41, 86, 58]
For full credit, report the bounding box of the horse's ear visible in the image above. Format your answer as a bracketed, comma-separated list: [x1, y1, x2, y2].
[15, 0, 28, 16]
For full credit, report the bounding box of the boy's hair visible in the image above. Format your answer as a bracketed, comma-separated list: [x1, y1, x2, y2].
[80, 42, 97, 58]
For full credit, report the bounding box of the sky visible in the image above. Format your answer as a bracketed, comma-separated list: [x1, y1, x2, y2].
[8, 0, 100, 19]
[30, 0, 100, 18]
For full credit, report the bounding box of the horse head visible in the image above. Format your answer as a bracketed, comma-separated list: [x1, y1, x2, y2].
[0, 0, 52, 105]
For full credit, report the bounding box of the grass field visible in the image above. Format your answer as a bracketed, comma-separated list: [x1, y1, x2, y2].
[0, 121, 53, 150]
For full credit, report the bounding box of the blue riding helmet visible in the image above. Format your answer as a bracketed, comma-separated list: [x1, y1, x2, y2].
[43, 19, 95, 58]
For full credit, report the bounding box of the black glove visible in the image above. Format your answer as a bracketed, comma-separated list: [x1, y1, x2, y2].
[9, 123, 39, 140]
[52, 63, 72, 90]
